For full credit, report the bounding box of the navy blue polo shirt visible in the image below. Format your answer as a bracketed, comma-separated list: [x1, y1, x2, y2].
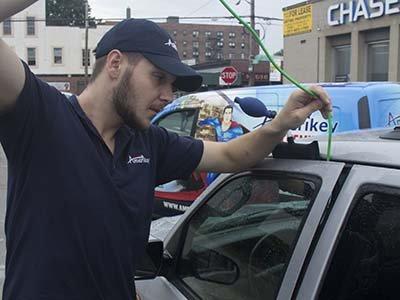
[0, 62, 203, 300]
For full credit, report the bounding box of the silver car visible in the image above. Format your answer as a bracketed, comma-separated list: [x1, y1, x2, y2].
[136, 127, 400, 300]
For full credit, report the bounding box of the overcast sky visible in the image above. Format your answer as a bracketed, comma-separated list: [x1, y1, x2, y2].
[88, 0, 301, 53]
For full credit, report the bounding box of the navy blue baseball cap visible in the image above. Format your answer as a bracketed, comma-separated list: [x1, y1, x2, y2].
[95, 19, 202, 92]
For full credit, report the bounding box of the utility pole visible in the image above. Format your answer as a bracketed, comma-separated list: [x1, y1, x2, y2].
[248, 0, 255, 86]
[84, 0, 89, 85]
[236, 0, 256, 86]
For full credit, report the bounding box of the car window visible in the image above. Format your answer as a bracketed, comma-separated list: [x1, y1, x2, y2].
[177, 174, 318, 300]
[319, 189, 400, 300]
[156, 109, 198, 136]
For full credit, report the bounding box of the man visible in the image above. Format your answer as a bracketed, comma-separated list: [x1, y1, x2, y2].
[0, 1, 331, 299]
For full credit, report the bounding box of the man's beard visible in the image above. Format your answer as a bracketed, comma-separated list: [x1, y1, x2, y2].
[112, 69, 148, 130]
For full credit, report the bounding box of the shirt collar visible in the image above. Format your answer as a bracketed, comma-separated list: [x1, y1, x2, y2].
[68, 95, 133, 143]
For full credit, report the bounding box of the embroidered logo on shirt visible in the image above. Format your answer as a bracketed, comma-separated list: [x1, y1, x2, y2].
[127, 154, 150, 165]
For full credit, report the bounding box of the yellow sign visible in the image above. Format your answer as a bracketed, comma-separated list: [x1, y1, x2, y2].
[283, 4, 312, 37]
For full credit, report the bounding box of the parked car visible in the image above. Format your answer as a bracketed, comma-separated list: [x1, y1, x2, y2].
[151, 82, 400, 217]
[137, 127, 400, 300]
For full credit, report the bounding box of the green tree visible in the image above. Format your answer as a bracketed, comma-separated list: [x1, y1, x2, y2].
[46, 0, 95, 27]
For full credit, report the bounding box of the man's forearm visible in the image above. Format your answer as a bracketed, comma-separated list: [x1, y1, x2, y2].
[222, 120, 287, 171]
[199, 120, 287, 173]
[0, 0, 38, 22]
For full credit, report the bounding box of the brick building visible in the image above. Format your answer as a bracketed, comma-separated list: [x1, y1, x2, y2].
[161, 16, 259, 65]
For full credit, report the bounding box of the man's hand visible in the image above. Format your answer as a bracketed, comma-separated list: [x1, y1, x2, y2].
[271, 85, 332, 132]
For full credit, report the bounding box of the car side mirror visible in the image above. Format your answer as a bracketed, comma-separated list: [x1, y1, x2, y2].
[135, 239, 163, 280]
[192, 248, 239, 284]
[208, 181, 251, 216]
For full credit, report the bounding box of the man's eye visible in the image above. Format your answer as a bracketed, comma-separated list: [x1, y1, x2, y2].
[153, 74, 164, 81]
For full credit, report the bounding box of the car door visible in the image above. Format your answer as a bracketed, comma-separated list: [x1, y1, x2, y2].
[297, 164, 400, 300]
[136, 159, 344, 300]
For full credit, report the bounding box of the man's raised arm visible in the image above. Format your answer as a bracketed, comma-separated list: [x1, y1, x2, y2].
[197, 85, 332, 173]
[0, 0, 38, 111]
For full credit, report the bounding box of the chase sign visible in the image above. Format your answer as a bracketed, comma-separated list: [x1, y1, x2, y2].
[328, 0, 400, 26]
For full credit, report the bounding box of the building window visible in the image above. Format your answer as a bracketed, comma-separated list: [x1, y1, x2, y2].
[183, 51, 187, 57]
[82, 49, 91, 67]
[53, 47, 63, 64]
[192, 41, 199, 48]
[3, 18, 11, 35]
[192, 31, 199, 38]
[27, 47, 36, 66]
[367, 41, 389, 81]
[229, 32, 236, 38]
[173, 30, 177, 36]
[183, 30, 187, 36]
[217, 41, 224, 48]
[205, 41, 211, 48]
[205, 51, 212, 57]
[333, 45, 351, 82]
[229, 42, 236, 48]
[27, 16, 35, 35]
[217, 52, 223, 60]
[241, 53, 245, 59]
[241, 43, 245, 49]
[229, 53, 235, 59]
[205, 31, 211, 37]
[193, 51, 199, 57]
[217, 31, 224, 37]
[183, 40, 187, 47]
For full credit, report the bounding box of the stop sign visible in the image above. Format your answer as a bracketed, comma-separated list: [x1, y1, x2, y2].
[219, 66, 238, 85]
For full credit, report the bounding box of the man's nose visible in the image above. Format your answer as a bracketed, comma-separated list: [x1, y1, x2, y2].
[160, 84, 174, 102]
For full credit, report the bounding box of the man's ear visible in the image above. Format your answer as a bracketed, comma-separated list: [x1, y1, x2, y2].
[105, 50, 123, 79]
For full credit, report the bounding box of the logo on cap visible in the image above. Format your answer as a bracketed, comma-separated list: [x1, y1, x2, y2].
[164, 39, 178, 52]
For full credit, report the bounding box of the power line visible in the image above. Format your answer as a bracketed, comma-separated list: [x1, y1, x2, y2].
[6, 15, 282, 23]
[186, 0, 214, 16]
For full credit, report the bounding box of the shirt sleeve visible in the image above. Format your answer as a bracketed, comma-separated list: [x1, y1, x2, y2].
[0, 61, 61, 163]
[151, 125, 204, 186]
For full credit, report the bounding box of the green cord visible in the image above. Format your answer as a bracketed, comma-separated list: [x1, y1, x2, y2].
[326, 113, 332, 161]
[219, 0, 333, 161]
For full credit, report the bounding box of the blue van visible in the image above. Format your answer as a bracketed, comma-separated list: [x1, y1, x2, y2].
[151, 82, 400, 217]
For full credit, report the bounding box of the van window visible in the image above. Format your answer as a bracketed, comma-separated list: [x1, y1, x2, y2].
[358, 96, 371, 129]
[256, 92, 280, 112]
[156, 109, 198, 137]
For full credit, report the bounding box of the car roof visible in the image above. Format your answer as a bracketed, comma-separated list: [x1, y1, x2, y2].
[301, 128, 400, 168]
